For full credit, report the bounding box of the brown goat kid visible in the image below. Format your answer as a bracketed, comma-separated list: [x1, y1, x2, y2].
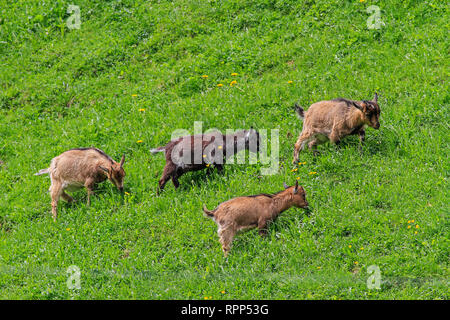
[293, 93, 381, 163]
[151, 129, 259, 194]
[203, 181, 309, 257]
[35, 148, 126, 221]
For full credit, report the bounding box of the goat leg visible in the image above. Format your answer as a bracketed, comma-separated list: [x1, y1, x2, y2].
[61, 191, 74, 203]
[307, 138, 320, 157]
[258, 219, 269, 237]
[215, 164, 224, 173]
[157, 177, 169, 195]
[157, 164, 176, 195]
[218, 226, 234, 257]
[84, 179, 95, 206]
[293, 130, 312, 164]
[358, 128, 366, 153]
[50, 182, 63, 222]
[171, 174, 180, 189]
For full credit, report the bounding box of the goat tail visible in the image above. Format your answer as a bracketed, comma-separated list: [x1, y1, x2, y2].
[202, 205, 216, 218]
[150, 146, 165, 155]
[35, 168, 50, 176]
[294, 103, 305, 120]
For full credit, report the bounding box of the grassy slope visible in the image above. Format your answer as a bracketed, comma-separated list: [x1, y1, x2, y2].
[0, 0, 448, 299]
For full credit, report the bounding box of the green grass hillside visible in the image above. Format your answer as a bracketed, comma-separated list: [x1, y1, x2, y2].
[0, 0, 448, 299]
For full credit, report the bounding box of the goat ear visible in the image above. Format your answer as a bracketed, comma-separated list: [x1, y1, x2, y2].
[283, 182, 289, 189]
[353, 101, 364, 112]
[364, 100, 374, 111]
[293, 180, 299, 194]
[361, 101, 371, 113]
[373, 92, 378, 103]
[120, 154, 125, 167]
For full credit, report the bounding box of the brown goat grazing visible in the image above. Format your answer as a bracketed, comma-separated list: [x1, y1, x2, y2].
[151, 128, 260, 194]
[293, 93, 380, 163]
[202, 181, 309, 257]
[35, 148, 126, 221]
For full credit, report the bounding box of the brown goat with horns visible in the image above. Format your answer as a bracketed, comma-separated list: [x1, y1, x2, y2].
[293, 93, 381, 163]
[151, 128, 260, 194]
[35, 148, 126, 221]
[203, 181, 309, 257]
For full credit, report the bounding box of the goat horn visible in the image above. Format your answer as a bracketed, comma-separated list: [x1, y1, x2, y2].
[373, 92, 378, 103]
[293, 180, 299, 194]
[120, 154, 125, 167]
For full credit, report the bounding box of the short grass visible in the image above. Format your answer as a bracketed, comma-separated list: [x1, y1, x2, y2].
[0, 0, 448, 299]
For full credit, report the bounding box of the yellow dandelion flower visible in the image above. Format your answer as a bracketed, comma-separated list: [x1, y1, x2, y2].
[221, 290, 226, 294]
[206, 164, 210, 167]
[354, 261, 358, 265]
[309, 171, 317, 175]
[230, 80, 237, 86]
[348, 245, 352, 248]
[124, 192, 130, 196]
[204, 296, 208, 300]
[218, 145, 223, 149]
[288, 80, 293, 84]
[209, 296, 212, 299]
[66, 228, 71, 231]
[407, 220, 411, 223]
[296, 177, 300, 180]
[407, 225, 411, 229]
[201, 75, 208, 78]
[317, 266, 321, 269]
[415, 225, 419, 229]
[360, 0, 365, 3]
[414, 231, 418, 235]
[411, 220, 415, 223]
[231, 73, 238, 76]
[131, 94, 138, 97]
[217, 83, 223, 87]
[203, 154, 207, 158]
[137, 140, 143, 143]
[360, 247, 364, 250]
[138, 108, 145, 112]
